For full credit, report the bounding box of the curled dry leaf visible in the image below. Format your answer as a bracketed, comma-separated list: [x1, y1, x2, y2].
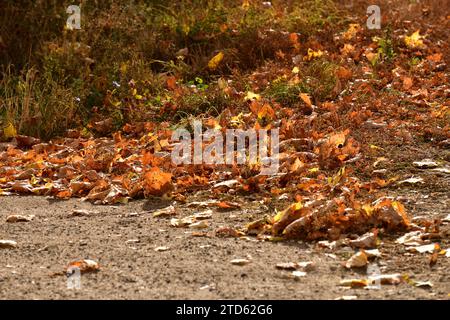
[154, 246, 170, 252]
[188, 220, 209, 229]
[414, 281, 433, 288]
[6, 214, 35, 223]
[413, 159, 438, 169]
[215, 201, 241, 210]
[349, 231, 378, 249]
[230, 259, 250, 266]
[170, 217, 195, 227]
[193, 210, 213, 220]
[276, 261, 315, 272]
[365, 249, 381, 259]
[371, 274, 403, 285]
[345, 250, 368, 269]
[67, 259, 100, 274]
[339, 279, 369, 288]
[215, 226, 244, 238]
[213, 179, 239, 189]
[335, 295, 358, 300]
[70, 209, 94, 217]
[408, 243, 436, 254]
[291, 271, 307, 279]
[396, 231, 424, 246]
[0, 240, 17, 249]
[153, 205, 176, 217]
[276, 262, 299, 271]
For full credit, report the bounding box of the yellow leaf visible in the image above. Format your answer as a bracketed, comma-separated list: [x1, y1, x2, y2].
[304, 48, 323, 61]
[343, 24, 360, 40]
[244, 91, 260, 101]
[208, 52, 224, 70]
[3, 122, 17, 138]
[273, 202, 302, 223]
[405, 30, 425, 49]
[299, 93, 312, 107]
[292, 66, 300, 74]
[242, 0, 250, 9]
[120, 63, 128, 74]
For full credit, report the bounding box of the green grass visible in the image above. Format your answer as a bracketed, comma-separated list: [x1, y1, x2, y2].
[0, 0, 344, 139]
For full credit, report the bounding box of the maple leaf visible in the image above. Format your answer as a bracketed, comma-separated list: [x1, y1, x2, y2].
[404, 30, 425, 49]
[143, 167, 173, 196]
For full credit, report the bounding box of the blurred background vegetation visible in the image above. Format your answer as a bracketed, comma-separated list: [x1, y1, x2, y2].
[0, 0, 345, 139]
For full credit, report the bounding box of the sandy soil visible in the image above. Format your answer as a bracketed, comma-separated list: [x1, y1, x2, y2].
[0, 189, 448, 300]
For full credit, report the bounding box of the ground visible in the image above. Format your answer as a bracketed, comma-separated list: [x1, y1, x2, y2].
[0, 0, 449, 300]
[0, 187, 448, 299]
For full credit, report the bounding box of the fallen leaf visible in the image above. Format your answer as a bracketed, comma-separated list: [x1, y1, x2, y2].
[345, 250, 368, 269]
[153, 205, 176, 217]
[402, 77, 413, 90]
[413, 159, 439, 168]
[398, 177, 424, 185]
[6, 214, 35, 223]
[193, 210, 213, 220]
[213, 179, 239, 189]
[409, 243, 436, 254]
[154, 246, 170, 252]
[230, 258, 250, 266]
[414, 281, 433, 288]
[215, 226, 244, 238]
[396, 231, 424, 246]
[304, 48, 323, 61]
[215, 201, 241, 210]
[208, 52, 224, 70]
[0, 240, 17, 249]
[339, 279, 369, 288]
[335, 295, 358, 300]
[276, 262, 299, 270]
[244, 91, 261, 101]
[291, 271, 307, 279]
[299, 93, 312, 108]
[405, 30, 425, 48]
[349, 231, 378, 249]
[170, 217, 195, 227]
[70, 209, 94, 217]
[143, 167, 173, 196]
[188, 220, 209, 229]
[66, 259, 100, 274]
[3, 122, 17, 138]
[365, 249, 382, 259]
[372, 274, 403, 285]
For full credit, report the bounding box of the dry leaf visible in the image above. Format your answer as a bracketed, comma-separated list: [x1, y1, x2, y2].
[345, 250, 368, 269]
[154, 246, 170, 252]
[6, 214, 34, 223]
[153, 205, 176, 217]
[67, 259, 100, 274]
[230, 258, 250, 266]
[208, 52, 224, 70]
[0, 240, 17, 249]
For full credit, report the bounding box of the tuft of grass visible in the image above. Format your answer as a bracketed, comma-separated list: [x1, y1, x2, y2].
[0, 67, 80, 139]
[265, 59, 338, 105]
[0, 0, 345, 139]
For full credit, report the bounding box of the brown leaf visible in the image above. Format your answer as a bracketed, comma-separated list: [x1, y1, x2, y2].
[143, 167, 173, 196]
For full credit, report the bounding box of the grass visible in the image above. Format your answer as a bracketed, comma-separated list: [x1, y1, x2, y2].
[265, 59, 338, 106]
[0, 0, 344, 139]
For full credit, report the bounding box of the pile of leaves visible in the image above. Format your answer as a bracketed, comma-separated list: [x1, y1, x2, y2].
[1, 3, 448, 243]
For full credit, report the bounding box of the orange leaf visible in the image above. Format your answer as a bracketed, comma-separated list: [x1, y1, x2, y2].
[143, 167, 173, 196]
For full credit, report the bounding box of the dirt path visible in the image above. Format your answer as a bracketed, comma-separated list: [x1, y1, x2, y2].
[0, 191, 448, 300]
